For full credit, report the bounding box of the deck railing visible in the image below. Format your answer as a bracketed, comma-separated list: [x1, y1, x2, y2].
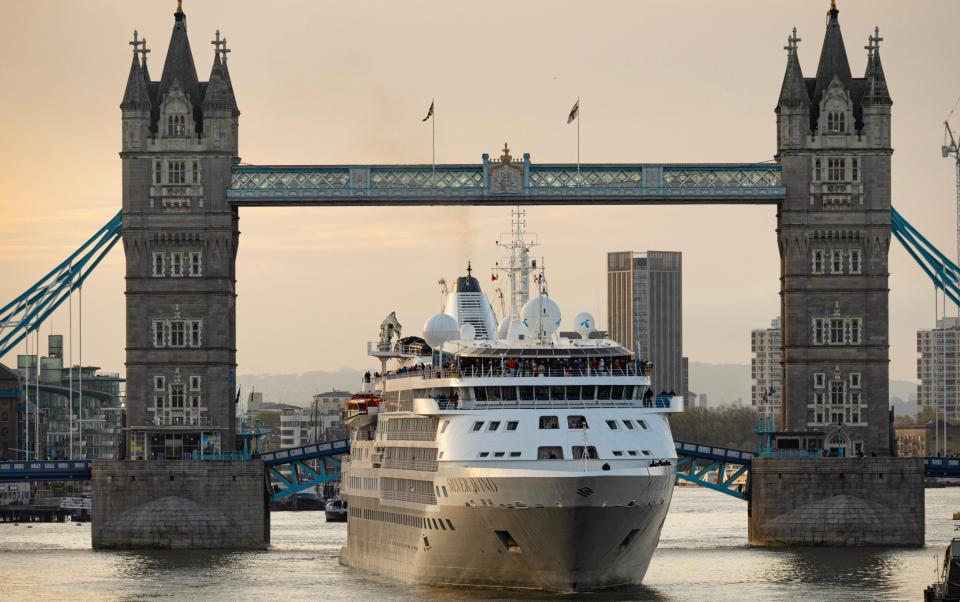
[382, 366, 649, 381]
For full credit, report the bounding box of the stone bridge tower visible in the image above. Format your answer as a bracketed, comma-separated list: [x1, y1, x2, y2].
[120, 4, 240, 459]
[776, 4, 893, 455]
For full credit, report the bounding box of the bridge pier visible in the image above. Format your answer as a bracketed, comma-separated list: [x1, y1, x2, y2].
[91, 460, 269, 550]
[748, 457, 924, 546]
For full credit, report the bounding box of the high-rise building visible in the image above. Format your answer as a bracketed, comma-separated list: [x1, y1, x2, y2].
[607, 251, 682, 395]
[0, 364, 21, 460]
[916, 317, 960, 419]
[776, 4, 892, 455]
[751, 318, 782, 422]
[121, 5, 240, 459]
[698, 393, 709, 408]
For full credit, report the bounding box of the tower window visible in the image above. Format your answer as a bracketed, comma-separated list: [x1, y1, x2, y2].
[829, 318, 844, 344]
[154, 375, 165, 391]
[192, 161, 199, 184]
[827, 159, 846, 181]
[826, 112, 846, 134]
[188, 319, 201, 346]
[169, 321, 186, 347]
[166, 114, 187, 137]
[152, 320, 165, 348]
[812, 250, 825, 274]
[852, 158, 859, 181]
[830, 381, 846, 405]
[830, 250, 843, 274]
[849, 250, 862, 274]
[152, 252, 165, 277]
[189, 252, 202, 277]
[154, 161, 162, 185]
[170, 252, 183, 277]
[814, 159, 822, 181]
[168, 161, 186, 184]
[170, 384, 185, 408]
[190, 376, 201, 391]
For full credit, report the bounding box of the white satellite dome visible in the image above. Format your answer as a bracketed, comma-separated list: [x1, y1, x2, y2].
[573, 312, 595, 339]
[496, 316, 512, 339]
[423, 313, 459, 348]
[521, 296, 562, 339]
[459, 323, 477, 341]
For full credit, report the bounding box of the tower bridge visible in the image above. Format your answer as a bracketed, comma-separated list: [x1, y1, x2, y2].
[0, 1, 954, 548]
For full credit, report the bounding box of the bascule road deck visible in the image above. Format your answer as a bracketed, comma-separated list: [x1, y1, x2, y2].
[227, 158, 785, 206]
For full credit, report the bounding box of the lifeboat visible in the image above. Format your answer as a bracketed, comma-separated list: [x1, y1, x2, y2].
[344, 393, 382, 430]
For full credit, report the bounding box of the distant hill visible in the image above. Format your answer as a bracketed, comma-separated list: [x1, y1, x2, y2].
[689, 361, 919, 415]
[240, 362, 920, 413]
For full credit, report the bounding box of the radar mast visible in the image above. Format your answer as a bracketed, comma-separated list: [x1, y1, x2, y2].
[493, 208, 538, 318]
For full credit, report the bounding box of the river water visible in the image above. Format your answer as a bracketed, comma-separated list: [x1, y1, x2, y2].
[0, 488, 954, 601]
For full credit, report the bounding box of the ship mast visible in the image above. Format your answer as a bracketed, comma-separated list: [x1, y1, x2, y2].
[494, 208, 538, 318]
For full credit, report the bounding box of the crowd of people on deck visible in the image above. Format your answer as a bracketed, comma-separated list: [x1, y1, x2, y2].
[380, 356, 654, 379]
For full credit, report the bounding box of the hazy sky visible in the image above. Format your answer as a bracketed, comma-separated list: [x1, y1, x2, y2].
[1, 0, 958, 386]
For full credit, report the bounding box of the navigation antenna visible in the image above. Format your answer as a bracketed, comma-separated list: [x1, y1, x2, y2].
[493, 207, 538, 319]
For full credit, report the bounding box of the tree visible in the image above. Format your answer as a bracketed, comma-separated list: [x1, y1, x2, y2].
[669, 406, 760, 450]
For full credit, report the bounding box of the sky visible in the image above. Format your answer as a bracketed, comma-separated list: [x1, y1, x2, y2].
[0, 0, 958, 384]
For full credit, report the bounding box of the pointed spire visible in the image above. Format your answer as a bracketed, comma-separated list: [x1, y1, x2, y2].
[863, 27, 892, 106]
[121, 32, 151, 111]
[141, 36, 152, 82]
[159, 0, 201, 109]
[777, 28, 810, 109]
[812, 0, 852, 107]
[203, 32, 239, 115]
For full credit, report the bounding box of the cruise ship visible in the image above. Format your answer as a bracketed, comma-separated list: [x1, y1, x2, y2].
[339, 211, 682, 592]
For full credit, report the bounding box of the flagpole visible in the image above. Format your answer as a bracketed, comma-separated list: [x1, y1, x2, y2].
[431, 97, 436, 193]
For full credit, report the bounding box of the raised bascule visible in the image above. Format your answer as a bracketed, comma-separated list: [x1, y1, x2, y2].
[1, 0, 956, 550]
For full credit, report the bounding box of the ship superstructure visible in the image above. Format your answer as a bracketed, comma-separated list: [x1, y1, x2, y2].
[340, 211, 682, 592]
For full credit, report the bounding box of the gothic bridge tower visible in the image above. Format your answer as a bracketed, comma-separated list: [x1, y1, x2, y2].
[776, 3, 893, 455]
[120, 3, 240, 458]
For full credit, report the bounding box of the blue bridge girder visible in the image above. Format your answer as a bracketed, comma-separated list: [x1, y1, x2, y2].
[226, 162, 786, 206]
[261, 439, 350, 500]
[674, 441, 754, 501]
[0, 460, 92, 482]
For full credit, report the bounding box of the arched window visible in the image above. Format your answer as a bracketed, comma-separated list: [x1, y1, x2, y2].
[826, 112, 845, 134]
[166, 114, 187, 137]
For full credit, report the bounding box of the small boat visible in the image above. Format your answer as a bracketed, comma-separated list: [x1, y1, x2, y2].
[344, 393, 382, 430]
[924, 538, 959, 601]
[325, 498, 348, 523]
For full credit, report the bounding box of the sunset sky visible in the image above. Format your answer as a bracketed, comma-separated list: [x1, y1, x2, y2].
[1, 0, 958, 386]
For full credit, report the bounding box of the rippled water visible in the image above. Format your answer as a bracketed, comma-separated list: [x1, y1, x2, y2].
[0, 488, 955, 601]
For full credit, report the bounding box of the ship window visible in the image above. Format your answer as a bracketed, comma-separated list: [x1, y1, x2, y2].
[446, 519, 454, 530]
[636, 420, 649, 430]
[509, 451, 521, 457]
[613, 450, 624, 456]
[478, 452, 489, 458]
[441, 486, 448, 497]
[627, 450, 638, 456]
[519, 387, 534, 401]
[486, 387, 502, 402]
[474, 387, 487, 402]
[501, 386, 518, 401]
[537, 446, 563, 459]
[567, 416, 588, 429]
[506, 421, 518, 431]
[610, 385, 625, 400]
[534, 386, 549, 400]
[606, 420, 619, 430]
[641, 450, 652, 456]
[440, 420, 450, 433]
[622, 420, 635, 430]
[494, 452, 505, 458]
[538, 416, 559, 429]
[572, 446, 599, 460]
[495, 530, 522, 554]
[565, 386, 581, 401]
[488, 421, 501, 431]
[472, 421, 484, 432]
[550, 386, 565, 400]
[581, 385, 596, 400]
[597, 386, 611, 400]
[439, 520, 446, 530]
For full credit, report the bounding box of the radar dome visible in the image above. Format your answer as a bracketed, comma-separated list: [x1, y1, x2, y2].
[423, 313, 459, 348]
[459, 323, 477, 341]
[573, 312, 595, 339]
[521, 297, 562, 339]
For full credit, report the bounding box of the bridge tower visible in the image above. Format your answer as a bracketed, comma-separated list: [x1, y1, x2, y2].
[120, 4, 240, 458]
[776, 4, 893, 455]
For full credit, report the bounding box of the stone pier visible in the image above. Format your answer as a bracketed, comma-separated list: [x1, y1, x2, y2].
[91, 460, 269, 550]
[748, 457, 924, 546]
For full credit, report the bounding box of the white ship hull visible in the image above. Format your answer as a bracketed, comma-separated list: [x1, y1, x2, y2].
[341, 470, 675, 592]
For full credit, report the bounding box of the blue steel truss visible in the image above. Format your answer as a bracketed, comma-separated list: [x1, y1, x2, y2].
[0, 211, 122, 358]
[227, 162, 785, 206]
[261, 439, 350, 500]
[674, 441, 753, 501]
[891, 208, 960, 308]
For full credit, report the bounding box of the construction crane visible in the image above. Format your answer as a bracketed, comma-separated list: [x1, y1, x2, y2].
[943, 119, 960, 266]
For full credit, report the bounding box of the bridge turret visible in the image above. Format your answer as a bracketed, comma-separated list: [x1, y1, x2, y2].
[121, 1, 240, 460]
[776, 1, 892, 456]
[120, 31, 152, 152]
